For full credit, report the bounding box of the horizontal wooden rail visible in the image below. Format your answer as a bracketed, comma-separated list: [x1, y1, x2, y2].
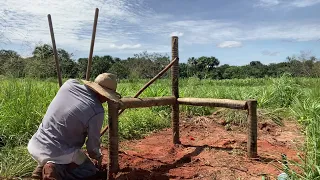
[178, 98, 248, 110]
[120, 96, 176, 109]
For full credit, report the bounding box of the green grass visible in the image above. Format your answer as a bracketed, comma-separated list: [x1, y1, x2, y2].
[1, 75, 320, 179]
[0, 146, 36, 178]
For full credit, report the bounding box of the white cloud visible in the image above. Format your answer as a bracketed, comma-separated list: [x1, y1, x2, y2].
[155, 20, 320, 45]
[290, 0, 320, 7]
[255, 0, 320, 8]
[170, 31, 184, 37]
[217, 41, 243, 48]
[0, 0, 319, 58]
[0, 0, 151, 56]
[256, 0, 280, 7]
[109, 43, 141, 49]
[262, 50, 280, 56]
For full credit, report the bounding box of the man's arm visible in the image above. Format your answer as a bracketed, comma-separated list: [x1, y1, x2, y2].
[86, 112, 104, 160]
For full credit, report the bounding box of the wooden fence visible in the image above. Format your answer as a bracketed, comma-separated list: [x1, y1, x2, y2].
[106, 37, 258, 179]
[47, 10, 258, 180]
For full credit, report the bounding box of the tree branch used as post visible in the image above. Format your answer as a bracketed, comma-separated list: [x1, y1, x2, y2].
[47, 14, 62, 87]
[171, 36, 180, 144]
[107, 100, 119, 179]
[247, 100, 258, 158]
[86, 8, 99, 81]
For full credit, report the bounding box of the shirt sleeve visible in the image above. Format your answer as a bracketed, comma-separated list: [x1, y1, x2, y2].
[85, 112, 104, 160]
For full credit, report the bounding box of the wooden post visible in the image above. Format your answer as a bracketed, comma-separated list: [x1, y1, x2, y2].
[86, 8, 99, 81]
[107, 101, 119, 179]
[47, 14, 62, 87]
[247, 100, 258, 158]
[171, 36, 180, 144]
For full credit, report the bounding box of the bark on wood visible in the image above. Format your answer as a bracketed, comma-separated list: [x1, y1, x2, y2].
[86, 8, 99, 81]
[178, 98, 248, 110]
[171, 36, 180, 144]
[119, 96, 175, 109]
[47, 14, 62, 87]
[247, 100, 258, 158]
[107, 101, 119, 179]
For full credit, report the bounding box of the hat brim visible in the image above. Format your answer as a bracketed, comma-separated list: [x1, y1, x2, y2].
[81, 80, 120, 103]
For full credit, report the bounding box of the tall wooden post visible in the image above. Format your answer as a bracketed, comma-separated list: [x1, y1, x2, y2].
[86, 8, 99, 81]
[47, 14, 62, 87]
[171, 36, 180, 144]
[107, 101, 119, 179]
[247, 100, 258, 158]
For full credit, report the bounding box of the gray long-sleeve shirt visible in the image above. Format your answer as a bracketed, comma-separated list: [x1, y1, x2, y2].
[27, 79, 104, 165]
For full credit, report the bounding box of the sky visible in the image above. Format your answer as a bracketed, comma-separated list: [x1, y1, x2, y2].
[0, 0, 319, 65]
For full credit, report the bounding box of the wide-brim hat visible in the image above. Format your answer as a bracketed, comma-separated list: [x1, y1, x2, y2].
[82, 73, 121, 102]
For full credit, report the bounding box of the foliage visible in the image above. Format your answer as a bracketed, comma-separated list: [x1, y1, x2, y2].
[1, 45, 319, 81]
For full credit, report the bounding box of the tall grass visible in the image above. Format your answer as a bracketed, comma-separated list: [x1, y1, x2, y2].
[285, 84, 320, 179]
[1, 76, 320, 178]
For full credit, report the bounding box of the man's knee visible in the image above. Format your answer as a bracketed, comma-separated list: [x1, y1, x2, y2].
[42, 163, 63, 180]
[41, 159, 97, 180]
[69, 159, 97, 178]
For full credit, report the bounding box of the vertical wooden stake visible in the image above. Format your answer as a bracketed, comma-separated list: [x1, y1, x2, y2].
[107, 100, 119, 179]
[247, 100, 258, 158]
[171, 36, 180, 144]
[86, 8, 99, 81]
[47, 14, 62, 87]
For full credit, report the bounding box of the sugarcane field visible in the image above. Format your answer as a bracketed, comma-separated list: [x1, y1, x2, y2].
[1, 1, 320, 180]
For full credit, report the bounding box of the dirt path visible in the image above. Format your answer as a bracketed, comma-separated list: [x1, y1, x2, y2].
[100, 112, 304, 180]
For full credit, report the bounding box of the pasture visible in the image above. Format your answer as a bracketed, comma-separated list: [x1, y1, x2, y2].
[0, 75, 319, 179]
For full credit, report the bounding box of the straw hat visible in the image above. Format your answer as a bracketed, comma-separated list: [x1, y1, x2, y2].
[82, 73, 121, 102]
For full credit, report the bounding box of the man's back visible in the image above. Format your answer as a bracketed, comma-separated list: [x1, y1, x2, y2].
[28, 79, 104, 165]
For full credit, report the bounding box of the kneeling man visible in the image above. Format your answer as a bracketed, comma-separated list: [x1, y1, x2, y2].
[28, 73, 120, 179]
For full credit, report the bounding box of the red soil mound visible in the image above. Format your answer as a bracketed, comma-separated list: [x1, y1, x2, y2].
[100, 114, 304, 180]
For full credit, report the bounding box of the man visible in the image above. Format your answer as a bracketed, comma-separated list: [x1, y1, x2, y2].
[27, 73, 121, 179]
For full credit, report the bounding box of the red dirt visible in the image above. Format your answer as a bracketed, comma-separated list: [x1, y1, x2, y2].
[100, 113, 305, 180]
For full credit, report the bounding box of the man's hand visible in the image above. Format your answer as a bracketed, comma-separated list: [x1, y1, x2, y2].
[97, 155, 102, 169]
[92, 155, 103, 171]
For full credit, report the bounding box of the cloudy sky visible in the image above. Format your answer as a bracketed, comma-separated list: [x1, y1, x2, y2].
[0, 0, 319, 65]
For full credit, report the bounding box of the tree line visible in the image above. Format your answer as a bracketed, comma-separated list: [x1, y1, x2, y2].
[0, 44, 319, 80]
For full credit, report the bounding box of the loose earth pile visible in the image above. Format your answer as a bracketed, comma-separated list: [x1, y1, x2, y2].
[98, 113, 303, 180]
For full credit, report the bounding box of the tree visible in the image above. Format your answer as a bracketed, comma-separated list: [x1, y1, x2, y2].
[133, 51, 170, 78]
[32, 44, 53, 59]
[3, 58, 26, 77]
[214, 64, 230, 79]
[124, 51, 170, 79]
[179, 63, 191, 78]
[91, 55, 115, 79]
[27, 44, 78, 78]
[187, 56, 220, 79]
[77, 55, 116, 80]
[109, 60, 129, 79]
[0, 50, 21, 75]
[247, 61, 266, 78]
[249, 61, 263, 67]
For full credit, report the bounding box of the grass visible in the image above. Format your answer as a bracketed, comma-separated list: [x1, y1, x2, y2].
[0, 75, 320, 179]
[0, 146, 36, 178]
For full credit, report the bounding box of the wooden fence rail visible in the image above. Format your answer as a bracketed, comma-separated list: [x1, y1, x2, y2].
[178, 98, 248, 110]
[120, 96, 176, 109]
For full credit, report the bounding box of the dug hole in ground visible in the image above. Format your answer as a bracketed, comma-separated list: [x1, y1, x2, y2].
[96, 108, 304, 180]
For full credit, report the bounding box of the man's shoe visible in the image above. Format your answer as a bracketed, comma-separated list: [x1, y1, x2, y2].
[31, 165, 43, 179]
[42, 162, 59, 180]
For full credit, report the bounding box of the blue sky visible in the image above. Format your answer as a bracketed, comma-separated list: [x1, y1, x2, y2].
[0, 0, 319, 65]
